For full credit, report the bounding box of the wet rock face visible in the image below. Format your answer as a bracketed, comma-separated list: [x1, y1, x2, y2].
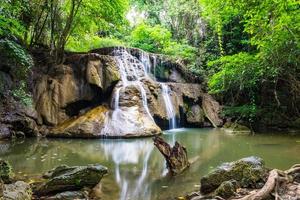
[49, 106, 109, 138]
[35, 164, 108, 195]
[186, 105, 205, 127]
[34, 54, 120, 126]
[2, 181, 32, 200]
[200, 156, 267, 194]
[32, 47, 223, 137]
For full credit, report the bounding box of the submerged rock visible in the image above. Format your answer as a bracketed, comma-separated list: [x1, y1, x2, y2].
[35, 164, 108, 195]
[2, 181, 32, 200]
[200, 156, 267, 194]
[39, 191, 88, 200]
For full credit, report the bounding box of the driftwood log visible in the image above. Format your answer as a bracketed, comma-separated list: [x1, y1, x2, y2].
[153, 136, 189, 176]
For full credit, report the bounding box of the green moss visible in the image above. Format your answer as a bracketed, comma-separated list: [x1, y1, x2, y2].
[0, 159, 13, 183]
[200, 157, 266, 194]
[215, 180, 238, 198]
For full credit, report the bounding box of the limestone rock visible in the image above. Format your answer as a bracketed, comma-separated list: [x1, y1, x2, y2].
[202, 94, 223, 127]
[34, 54, 120, 126]
[102, 106, 161, 138]
[200, 156, 267, 194]
[186, 105, 205, 127]
[49, 106, 109, 138]
[2, 181, 32, 200]
[35, 164, 108, 195]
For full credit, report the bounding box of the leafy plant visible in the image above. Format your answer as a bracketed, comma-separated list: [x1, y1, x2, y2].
[66, 35, 126, 52]
[0, 39, 33, 106]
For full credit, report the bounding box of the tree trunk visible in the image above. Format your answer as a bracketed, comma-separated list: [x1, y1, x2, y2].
[153, 136, 189, 176]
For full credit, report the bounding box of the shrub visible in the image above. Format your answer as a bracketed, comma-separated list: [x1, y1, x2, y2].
[66, 35, 126, 52]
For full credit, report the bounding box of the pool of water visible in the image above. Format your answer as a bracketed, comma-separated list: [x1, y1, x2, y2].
[1, 128, 300, 200]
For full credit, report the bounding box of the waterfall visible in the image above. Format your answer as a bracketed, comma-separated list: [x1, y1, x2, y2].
[112, 48, 154, 121]
[112, 47, 179, 130]
[161, 83, 177, 129]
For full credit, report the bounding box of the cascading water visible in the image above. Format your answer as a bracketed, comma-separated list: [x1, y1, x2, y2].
[112, 48, 154, 121]
[161, 83, 177, 129]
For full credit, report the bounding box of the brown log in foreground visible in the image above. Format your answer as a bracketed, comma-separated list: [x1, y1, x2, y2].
[153, 136, 190, 176]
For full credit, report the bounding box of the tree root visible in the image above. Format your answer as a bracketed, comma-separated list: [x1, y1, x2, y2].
[235, 164, 300, 200]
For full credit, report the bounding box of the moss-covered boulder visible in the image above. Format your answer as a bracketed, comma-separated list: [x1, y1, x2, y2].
[223, 122, 251, 134]
[200, 156, 267, 194]
[0, 159, 13, 184]
[35, 164, 108, 195]
[214, 180, 238, 198]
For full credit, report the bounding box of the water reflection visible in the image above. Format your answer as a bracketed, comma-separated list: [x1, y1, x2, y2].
[100, 140, 154, 200]
[0, 129, 300, 200]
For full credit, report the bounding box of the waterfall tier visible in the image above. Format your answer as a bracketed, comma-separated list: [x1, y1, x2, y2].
[35, 47, 223, 138]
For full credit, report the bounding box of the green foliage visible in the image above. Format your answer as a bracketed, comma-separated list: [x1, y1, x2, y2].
[222, 105, 257, 122]
[12, 80, 33, 106]
[208, 53, 261, 94]
[0, 39, 33, 79]
[0, 39, 33, 106]
[66, 35, 126, 52]
[0, 0, 29, 38]
[129, 23, 196, 61]
[129, 24, 172, 53]
[205, 0, 300, 121]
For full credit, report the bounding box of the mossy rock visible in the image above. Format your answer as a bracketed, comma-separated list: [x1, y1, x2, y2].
[0, 159, 13, 183]
[223, 122, 251, 134]
[35, 164, 108, 195]
[214, 180, 238, 198]
[200, 156, 267, 194]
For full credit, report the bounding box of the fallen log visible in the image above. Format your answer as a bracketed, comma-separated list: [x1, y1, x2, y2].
[153, 136, 189, 176]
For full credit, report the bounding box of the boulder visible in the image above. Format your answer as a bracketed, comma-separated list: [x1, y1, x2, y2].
[223, 121, 251, 134]
[2, 181, 32, 200]
[35, 164, 108, 195]
[0, 159, 12, 184]
[34, 54, 120, 126]
[186, 105, 205, 127]
[49, 106, 109, 138]
[201, 94, 223, 127]
[200, 156, 267, 194]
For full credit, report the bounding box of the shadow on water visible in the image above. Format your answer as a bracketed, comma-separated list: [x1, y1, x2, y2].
[1, 128, 300, 200]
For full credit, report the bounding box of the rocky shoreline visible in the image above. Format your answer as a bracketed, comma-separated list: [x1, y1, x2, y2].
[1, 155, 299, 200]
[180, 157, 300, 200]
